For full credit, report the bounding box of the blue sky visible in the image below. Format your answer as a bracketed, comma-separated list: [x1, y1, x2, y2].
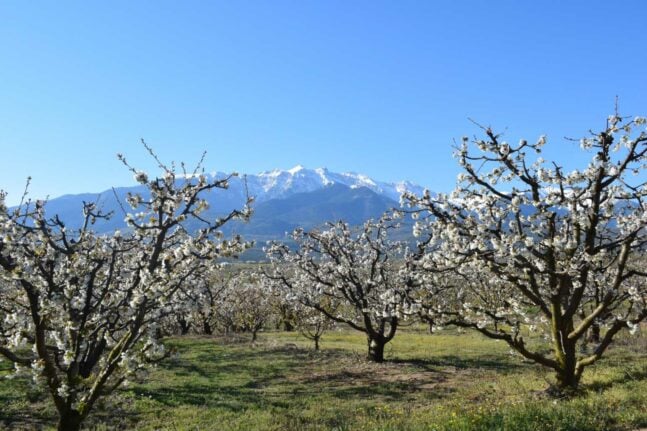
[1, 1, 646, 205]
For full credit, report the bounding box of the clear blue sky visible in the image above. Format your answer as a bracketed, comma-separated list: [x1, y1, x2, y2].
[1, 1, 646, 205]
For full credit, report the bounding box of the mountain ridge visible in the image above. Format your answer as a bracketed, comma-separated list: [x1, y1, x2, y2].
[11, 166, 425, 240]
[217, 165, 424, 203]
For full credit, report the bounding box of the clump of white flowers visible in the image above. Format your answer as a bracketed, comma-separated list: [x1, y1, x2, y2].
[0, 144, 252, 430]
[265, 213, 421, 362]
[403, 113, 647, 391]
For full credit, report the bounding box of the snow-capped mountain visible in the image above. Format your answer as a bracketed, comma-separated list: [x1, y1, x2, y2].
[11, 167, 426, 242]
[224, 165, 425, 203]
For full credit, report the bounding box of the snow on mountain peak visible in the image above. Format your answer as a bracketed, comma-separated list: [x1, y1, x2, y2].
[312, 167, 332, 186]
[243, 166, 423, 203]
[287, 165, 305, 174]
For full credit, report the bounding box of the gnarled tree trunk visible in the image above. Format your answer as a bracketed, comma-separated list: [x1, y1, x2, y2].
[367, 337, 386, 362]
[57, 409, 83, 431]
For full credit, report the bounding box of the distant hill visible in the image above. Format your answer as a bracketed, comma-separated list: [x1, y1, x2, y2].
[10, 167, 423, 249]
[222, 183, 400, 242]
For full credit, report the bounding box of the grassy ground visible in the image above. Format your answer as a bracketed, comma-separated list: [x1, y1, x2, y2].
[1, 327, 646, 430]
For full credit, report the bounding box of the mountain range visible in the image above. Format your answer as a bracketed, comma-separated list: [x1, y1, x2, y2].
[22, 166, 425, 243]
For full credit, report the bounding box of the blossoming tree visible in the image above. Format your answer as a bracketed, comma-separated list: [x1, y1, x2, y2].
[166, 263, 234, 336]
[292, 301, 335, 351]
[266, 214, 419, 362]
[404, 114, 647, 391]
[218, 268, 272, 341]
[0, 149, 251, 430]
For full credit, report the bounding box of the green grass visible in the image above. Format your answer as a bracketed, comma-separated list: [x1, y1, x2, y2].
[1, 328, 646, 430]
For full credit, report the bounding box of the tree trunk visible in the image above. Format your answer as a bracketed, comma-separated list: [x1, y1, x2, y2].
[283, 320, 294, 332]
[251, 329, 258, 342]
[314, 335, 320, 351]
[551, 307, 581, 391]
[203, 320, 212, 335]
[555, 366, 581, 390]
[178, 317, 190, 335]
[57, 410, 83, 431]
[555, 337, 580, 391]
[367, 338, 385, 362]
[588, 323, 601, 344]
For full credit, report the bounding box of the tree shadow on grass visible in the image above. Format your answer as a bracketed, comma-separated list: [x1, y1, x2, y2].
[0, 387, 138, 431]
[125, 346, 306, 411]
[0, 411, 53, 431]
[390, 354, 525, 373]
[331, 382, 456, 401]
[163, 343, 351, 382]
[586, 366, 647, 393]
[0, 374, 56, 430]
[124, 343, 465, 414]
[127, 379, 295, 412]
[295, 369, 456, 402]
